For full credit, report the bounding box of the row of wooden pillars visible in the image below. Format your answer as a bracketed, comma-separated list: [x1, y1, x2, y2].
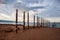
[23, 11, 29, 30]
[15, 9, 50, 33]
[15, 9, 40, 33]
[15, 9, 29, 33]
[23, 12, 40, 29]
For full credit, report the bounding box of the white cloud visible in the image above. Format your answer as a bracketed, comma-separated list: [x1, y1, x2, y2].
[0, 4, 6, 7]
[29, 10, 37, 16]
[17, 0, 23, 3]
[0, 0, 60, 23]
[27, 2, 47, 8]
[0, 13, 11, 20]
[45, 18, 60, 22]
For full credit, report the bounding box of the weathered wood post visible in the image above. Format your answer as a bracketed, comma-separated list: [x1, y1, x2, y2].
[27, 12, 29, 29]
[48, 20, 50, 28]
[41, 18, 42, 27]
[16, 9, 18, 33]
[47, 20, 48, 28]
[23, 11, 25, 30]
[37, 16, 38, 27]
[33, 16, 35, 28]
[43, 19, 44, 28]
[38, 17, 40, 27]
[47, 20, 49, 27]
[38, 17, 39, 27]
[44, 19, 45, 27]
[49, 21, 50, 28]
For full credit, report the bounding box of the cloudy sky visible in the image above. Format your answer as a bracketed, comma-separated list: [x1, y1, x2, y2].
[0, 0, 60, 22]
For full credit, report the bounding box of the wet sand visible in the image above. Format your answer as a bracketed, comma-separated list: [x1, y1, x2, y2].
[0, 24, 60, 40]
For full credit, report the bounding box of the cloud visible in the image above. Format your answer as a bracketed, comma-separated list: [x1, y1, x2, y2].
[45, 17, 60, 22]
[28, 6, 45, 10]
[0, 0, 60, 22]
[0, 13, 11, 20]
[27, 3, 45, 7]
[22, 0, 39, 4]
[17, 0, 23, 3]
[0, 0, 16, 4]
[0, 0, 6, 4]
[38, 0, 60, 18]
[14, 2, 46, 11]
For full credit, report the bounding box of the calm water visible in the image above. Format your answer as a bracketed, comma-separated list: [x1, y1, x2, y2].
[0, 20, 60, 28]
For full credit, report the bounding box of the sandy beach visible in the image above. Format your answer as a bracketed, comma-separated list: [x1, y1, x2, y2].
[0, 24, 60, 40]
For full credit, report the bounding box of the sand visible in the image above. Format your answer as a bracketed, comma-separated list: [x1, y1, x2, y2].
[0, 24, 60, 40]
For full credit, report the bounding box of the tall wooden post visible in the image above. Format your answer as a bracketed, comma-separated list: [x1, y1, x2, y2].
[38, 17, 39, 27]
[38, 17, 40, 27]
[27, 12, 29, 29]
[42, 19, 43, 27]
[37, 16, 38, 27]
[48, 20, 50, 27]
[41, 18, 42, 27]
[16, 9, 18, 33]
[23, 11, 25, 30]
[47, 20, 48, 27]
[49, 22, 50, 27]
[43, 19, 44, 27]
[33, 16, 35, 28]
[43, 19, 45, 27]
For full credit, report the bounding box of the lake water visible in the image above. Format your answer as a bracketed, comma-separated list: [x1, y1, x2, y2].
[0, 20, 60, 28]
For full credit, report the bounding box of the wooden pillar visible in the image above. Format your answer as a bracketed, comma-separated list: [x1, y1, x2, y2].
[23, 11, 25, 30]
[47, 20, 48, 27]
[37, 16, 38, 27]
[38, 17, 39, 27]
[38, 17, 40, 27]
[42, 19, 44, 27]
[49, 22, 50, 27]
[42, 18, 44, 28]
[27, 12, 29, 29]
[48, 21, 50, 27]
[41, 18, 42, 27]
[16, 9, 18, 33]
[33, 16, 35, 28]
